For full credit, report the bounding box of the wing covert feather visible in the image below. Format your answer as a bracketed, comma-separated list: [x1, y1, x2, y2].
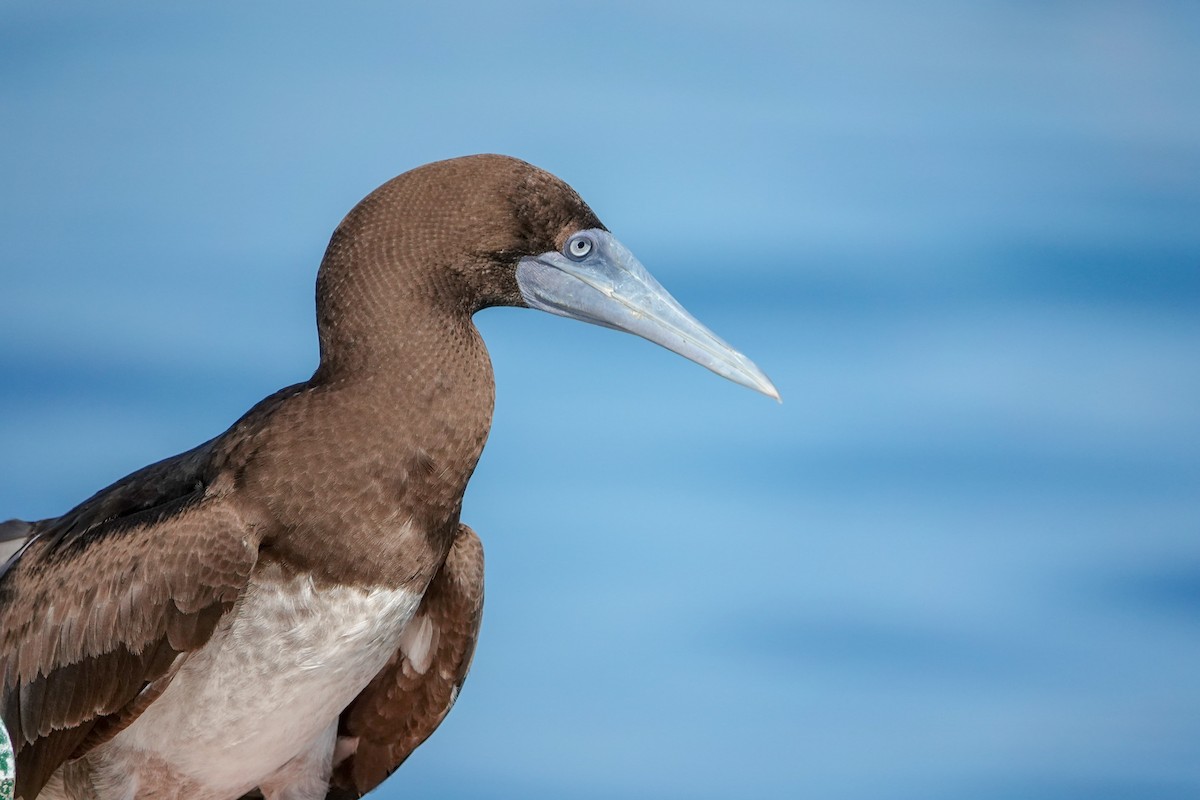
[0, 497, 259, 799]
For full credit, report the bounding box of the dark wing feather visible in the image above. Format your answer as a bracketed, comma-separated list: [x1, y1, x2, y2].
[326, 523, 484, 799]
[0, 438, 261, 800]
[0, 436, 216, 583]
[37, 436, 218, 554]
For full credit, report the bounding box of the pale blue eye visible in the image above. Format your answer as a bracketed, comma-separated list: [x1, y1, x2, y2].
[566, 235, 593, 260]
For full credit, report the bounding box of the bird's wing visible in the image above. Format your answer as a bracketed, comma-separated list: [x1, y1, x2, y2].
[326, 523, 484, 799]
[0, 440, 261, 800]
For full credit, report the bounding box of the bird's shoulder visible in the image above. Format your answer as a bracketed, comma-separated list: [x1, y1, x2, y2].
[24, 381, 308, 560]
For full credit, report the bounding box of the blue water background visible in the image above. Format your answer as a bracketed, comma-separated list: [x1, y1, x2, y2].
[2, 2, 1198, 797]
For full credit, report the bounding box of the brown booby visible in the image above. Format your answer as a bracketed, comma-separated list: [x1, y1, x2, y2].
[0, 154, 778, 800]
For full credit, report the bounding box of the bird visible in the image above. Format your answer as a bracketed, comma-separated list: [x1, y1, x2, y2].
[0, 154, 778, 800]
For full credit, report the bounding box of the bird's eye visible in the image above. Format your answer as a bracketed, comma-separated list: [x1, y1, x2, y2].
[566, 235, 593, 260]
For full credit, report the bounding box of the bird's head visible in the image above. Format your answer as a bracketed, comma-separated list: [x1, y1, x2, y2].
[317, 154, 779, 400]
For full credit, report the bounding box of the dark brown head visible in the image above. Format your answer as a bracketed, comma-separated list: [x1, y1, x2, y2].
[314, 154, 778, 399]
[317, 155, 600, 319]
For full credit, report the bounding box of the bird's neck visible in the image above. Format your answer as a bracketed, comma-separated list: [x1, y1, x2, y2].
[256, 221, 497, 588]
[308, 248, 497, 481]
[313, 297, 496, 498]
[254, 299, 495, 589]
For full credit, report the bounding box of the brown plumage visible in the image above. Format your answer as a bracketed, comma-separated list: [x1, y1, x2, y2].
[0, 154, 777, 800]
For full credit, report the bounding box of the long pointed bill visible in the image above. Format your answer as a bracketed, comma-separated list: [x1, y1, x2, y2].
[516, 229, 780, 400]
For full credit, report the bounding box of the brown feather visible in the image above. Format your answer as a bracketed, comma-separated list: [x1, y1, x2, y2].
[0, 494, 259, 799]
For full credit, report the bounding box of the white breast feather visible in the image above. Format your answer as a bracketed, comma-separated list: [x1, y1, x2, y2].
[101, 572, 422, 797]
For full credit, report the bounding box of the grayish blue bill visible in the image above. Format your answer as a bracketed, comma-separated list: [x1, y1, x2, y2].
[516, 229, 781, 401]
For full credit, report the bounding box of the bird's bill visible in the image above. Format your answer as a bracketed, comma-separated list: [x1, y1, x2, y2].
[516, 229, 780, 400]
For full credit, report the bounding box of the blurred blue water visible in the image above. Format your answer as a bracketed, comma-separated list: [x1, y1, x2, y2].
[2, 2, 1199, 798]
